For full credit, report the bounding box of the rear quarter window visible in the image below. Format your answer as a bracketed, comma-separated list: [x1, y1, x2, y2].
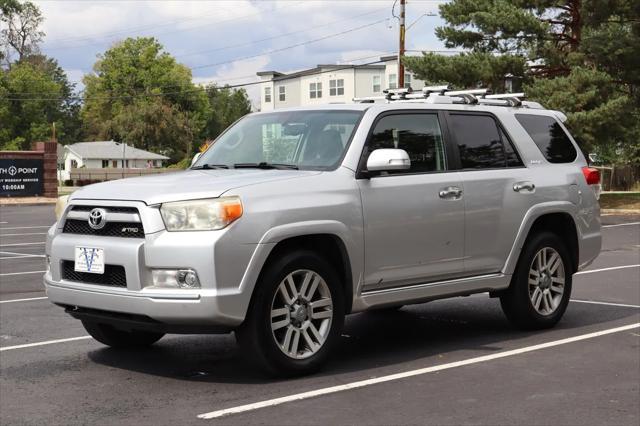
[515, 114, 577, 163]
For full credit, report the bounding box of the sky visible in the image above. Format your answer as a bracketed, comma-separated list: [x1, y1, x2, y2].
[35, 0, 449, 105]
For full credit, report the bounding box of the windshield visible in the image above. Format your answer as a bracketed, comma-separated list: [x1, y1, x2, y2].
[193, 110, 363, 170]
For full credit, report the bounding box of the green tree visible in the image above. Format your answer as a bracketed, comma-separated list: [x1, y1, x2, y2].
[203, 84, 252, 140]
[0, 0, 45, 66]
[81, 37, 210, 162]
[0, 59, 75, 149]
[0, 0, 81, 149]
[404, 0, 640, 164]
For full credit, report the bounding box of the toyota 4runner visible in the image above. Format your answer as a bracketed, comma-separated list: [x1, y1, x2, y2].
[45, 88, 601, 375]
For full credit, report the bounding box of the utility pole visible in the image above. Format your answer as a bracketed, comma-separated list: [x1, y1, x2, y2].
[397, 0, 406, 89]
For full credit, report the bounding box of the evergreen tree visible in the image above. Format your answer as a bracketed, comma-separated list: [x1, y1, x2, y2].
[404, 0, 640, 164]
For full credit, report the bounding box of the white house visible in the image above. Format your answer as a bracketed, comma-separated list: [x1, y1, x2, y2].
[58, 141, 169, 181]
[257, 56, 427, 111]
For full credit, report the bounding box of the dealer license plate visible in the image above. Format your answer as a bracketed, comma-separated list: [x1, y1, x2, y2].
[74, 247, 105, 274]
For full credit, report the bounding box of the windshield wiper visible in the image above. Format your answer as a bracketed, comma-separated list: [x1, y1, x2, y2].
[233, 162, 298, 170]
[191, 163, 229, 170]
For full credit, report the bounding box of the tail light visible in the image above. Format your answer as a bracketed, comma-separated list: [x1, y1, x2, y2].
[582, 167, 601, 200]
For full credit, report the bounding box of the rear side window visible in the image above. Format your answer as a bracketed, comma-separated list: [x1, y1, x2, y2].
[367, 113, 447, 173]
[448, 114, 521, 169]
[515, 114, 577, 163]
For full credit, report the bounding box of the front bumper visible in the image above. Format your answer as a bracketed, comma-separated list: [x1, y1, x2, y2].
[44, 273, 241, 330]
[45, 201, 256, 330]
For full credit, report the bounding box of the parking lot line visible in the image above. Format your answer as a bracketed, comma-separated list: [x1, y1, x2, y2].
[0, 242, 45, 247]
[602, 222, 640, 228]
[197, 322, 640, 420]
[0, 296, 48, 304]
[0, 232, 48, 237]
[0, 226, 51, 230]
[0, 251, 45, 260]
[0, 336, 92, 352]
[571, 299, 640, 309]
[576, 264, 640, 275]
[0, 270, 46, 277]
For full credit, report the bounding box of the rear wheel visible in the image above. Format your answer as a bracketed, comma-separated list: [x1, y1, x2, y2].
[81, 320, 164, 348]
[500, 231, 573, 330]
[236, 250, 345, 376]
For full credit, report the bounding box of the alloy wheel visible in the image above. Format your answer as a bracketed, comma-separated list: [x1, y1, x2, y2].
[528, 247, 565, 315]
[270, 269, 333, 359]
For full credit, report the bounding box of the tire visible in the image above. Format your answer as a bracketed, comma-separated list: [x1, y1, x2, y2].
[236, 250, 345, 376]
[81, 320, 164, 348]
[500, 231, 573, 330]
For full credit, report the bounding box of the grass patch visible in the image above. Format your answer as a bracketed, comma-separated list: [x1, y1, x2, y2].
[600, 192, 640, 210]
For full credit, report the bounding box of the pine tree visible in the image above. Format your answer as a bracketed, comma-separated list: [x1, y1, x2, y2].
[404, 0, 640, 164]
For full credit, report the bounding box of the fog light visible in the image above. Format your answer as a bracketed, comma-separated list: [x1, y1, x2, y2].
[151, 269, 200, 289]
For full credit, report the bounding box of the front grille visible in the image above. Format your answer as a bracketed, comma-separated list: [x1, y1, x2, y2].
[71, 205, 138, 214]
[61, 260, 127, 287]
[63, 219, 144, 238]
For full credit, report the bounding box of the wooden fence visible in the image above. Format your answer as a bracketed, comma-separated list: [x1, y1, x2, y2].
[69, 168, 172, 185]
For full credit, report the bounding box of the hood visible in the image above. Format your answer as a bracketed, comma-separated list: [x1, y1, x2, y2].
[70, 169, 321, 205]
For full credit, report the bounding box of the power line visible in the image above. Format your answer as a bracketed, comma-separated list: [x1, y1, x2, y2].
[44, 1, 305, 49]
[190, 18, 389, 71]
[173, 7, 388, 59]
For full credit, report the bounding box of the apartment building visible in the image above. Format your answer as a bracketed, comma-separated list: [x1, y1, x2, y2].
[257, 56, 427, 111]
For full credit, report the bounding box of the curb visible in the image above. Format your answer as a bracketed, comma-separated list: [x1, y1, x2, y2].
[601, 209, 640, 215]
[0, 200, 57, 207]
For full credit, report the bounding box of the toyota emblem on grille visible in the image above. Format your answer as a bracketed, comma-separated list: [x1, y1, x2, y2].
[88, 208, 107, 230]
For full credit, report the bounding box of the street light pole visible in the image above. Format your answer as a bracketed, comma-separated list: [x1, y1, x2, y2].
[122, 142, 126, 179]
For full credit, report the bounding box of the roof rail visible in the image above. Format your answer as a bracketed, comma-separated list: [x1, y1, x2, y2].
[353, 86, 543, 109]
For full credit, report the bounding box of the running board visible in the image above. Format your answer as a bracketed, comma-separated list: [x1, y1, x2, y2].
[353, 273, 511, 311]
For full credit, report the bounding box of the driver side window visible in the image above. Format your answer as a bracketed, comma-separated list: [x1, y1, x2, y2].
[367, 113, 447, 174]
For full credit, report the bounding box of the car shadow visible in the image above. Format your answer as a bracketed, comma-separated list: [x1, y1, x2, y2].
[87, 296, 639, 385]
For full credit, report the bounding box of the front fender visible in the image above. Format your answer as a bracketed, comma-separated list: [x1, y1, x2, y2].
[235, 220, 363, 313]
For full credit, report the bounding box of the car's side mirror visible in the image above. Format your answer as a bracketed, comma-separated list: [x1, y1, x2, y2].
[191, 152, 202, 166]
[366, 148, 411, 172]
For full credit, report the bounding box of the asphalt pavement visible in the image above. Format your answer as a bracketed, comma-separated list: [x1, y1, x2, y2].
[0, 205, 638, 425]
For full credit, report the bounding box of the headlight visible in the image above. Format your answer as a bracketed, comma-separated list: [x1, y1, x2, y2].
[55, 195, 70, 221]
[160, 197, 243, 231]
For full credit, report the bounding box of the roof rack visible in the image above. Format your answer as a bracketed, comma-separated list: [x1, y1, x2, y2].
[353, 87, 544, 109]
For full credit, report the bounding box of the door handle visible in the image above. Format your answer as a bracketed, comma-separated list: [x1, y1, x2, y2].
[439, 186, 463, 199]
[513, 181, 535, 192]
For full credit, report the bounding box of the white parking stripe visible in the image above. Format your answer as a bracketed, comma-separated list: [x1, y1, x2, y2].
[0, 226, 52, 230]
[0, 296, 48, 304]
[0, 270, 45, 277]
[571, 299, 640, 309]
[603, 222, 640, 228]
[0, 232, 47, 236]
[0, 336, 92, 352]
[0, 242, 45, 247]
[576, 264, 640, 275]
[197, 322, 640, 420]
[0, 251, 45, 260]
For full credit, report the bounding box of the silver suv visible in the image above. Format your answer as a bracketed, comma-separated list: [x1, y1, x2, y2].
[45, 89, 602, 375]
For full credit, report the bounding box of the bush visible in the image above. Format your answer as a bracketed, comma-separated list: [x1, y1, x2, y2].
[167, 158, 191, 169]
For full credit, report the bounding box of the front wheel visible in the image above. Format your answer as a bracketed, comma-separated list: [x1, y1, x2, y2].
[82, 320, 164, 348]
[500, 231, 573, 330]
[236, 250, 345, 376]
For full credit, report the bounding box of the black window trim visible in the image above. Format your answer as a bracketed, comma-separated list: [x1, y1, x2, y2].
[356, 110, 456, 179]
[443, 110, 527, 172]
